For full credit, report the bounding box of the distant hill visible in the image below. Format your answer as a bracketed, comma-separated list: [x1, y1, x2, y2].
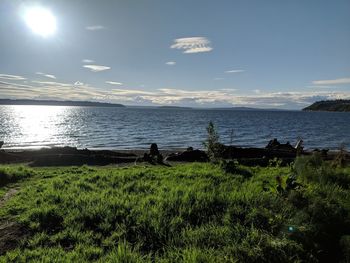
[210, 107, 287, 111]
[0, 99, 125, 107]
[158, 106, 192, 109]
[303, 100, 350, 112]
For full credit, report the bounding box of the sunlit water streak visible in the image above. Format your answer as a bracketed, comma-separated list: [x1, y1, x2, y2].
[0, 105, 349, 150]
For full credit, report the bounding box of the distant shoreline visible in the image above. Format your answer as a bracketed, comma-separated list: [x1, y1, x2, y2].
[0, 101, 292, 111]
[0, 99, 125, 107]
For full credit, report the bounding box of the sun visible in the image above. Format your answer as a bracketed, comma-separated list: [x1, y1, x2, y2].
[24, 7, 56, 37]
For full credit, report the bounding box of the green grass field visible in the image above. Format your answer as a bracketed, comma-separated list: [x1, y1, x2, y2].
[0, 157, 349, 262]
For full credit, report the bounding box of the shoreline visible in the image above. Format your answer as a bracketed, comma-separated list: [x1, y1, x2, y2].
[1, 145, 349, 167]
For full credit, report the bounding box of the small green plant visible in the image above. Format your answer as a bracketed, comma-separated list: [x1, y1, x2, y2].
[229, 129, 234, 145]
[332, 144, 348, 168]
[220, 160, 236, 174]
[268, 157, 283, 168]
[203, 121, 223, 161]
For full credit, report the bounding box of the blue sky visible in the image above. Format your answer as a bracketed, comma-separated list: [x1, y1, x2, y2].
[0, 0, 350, 109]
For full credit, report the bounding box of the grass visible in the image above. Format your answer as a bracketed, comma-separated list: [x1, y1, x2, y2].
[0, 166, 34, 188]
[0, 158, 349, 262]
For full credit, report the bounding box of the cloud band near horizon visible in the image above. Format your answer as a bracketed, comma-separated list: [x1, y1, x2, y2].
[1, 76, 350, 109]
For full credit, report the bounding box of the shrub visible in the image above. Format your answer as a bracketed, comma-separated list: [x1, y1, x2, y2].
[293, 154, 350, 188]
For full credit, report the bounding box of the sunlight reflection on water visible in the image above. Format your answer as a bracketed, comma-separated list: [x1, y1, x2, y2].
[1, 106, 73, 148]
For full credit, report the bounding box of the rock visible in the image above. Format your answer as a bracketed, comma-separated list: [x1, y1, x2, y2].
[165, 149, 208, 162]
[266, 138, 280, 149]
[266, 139, 296, 152]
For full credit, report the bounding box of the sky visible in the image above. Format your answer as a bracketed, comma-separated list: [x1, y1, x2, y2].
[0, 0, 350, 109]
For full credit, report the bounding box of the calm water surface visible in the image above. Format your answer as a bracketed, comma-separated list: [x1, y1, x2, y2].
[0, 105, 349, 150]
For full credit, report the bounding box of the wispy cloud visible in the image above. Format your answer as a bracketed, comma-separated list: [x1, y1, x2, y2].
[171, 37, 213, 54]
[166, 61, 176, 66]
[0, 80, 110, 101]
[225, 69, 245, 73]
[85, 25, 105, 31]
[83, 65, 111, 72]
[82, 59, 94, 63]
[0, 74, 26, 80]
[306, 85, 332, 89]
[32, 80, 71, 87]
[106, 81, 123, 85]
[312, 77, 350, 85]
[35, 72, 56, 79]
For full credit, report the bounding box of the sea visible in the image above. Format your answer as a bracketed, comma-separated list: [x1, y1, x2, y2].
[0, 105, 349, 150]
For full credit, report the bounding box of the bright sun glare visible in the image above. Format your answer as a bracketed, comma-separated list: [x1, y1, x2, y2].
[24, 7, 56, 37]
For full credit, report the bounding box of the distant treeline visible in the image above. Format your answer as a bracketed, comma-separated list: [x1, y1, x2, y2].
[303, 100, 350, 112]
[0, 99, 125, 107]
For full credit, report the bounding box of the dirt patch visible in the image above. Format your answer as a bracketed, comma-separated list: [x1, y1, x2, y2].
[0, 188, 19, 208]
[0, 221, 28, 255]
[0, 188, 29, 255]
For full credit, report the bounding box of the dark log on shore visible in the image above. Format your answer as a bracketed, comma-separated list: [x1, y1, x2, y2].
[220, 145, 298, 159]
[237, 157, 295, 167]
[0, 147, 138, 166]
[165, 149, 209, 162]
[0, 151, 24, 163]
[29, 154, 137, 167]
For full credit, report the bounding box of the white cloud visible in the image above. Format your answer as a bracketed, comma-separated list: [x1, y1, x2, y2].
[83, 64, 111, 72]
[184, 47, 213, 54]
[225, 69, 245, 73]
[85, 25, 105, 31]
[35, 72, 56, 79]
[82, 59, 94, 63]
[312, 77, 350, 85]
[166, 61, 176, 65]
[253, 89, 261, 94]
[220, 88, 238, 92]
[74, 81, 84, 86]
[44, 74, 56, 79]
[170, 37, 213, 54]
[106, 81, 123, 85]
[0, 74, 26, 80]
